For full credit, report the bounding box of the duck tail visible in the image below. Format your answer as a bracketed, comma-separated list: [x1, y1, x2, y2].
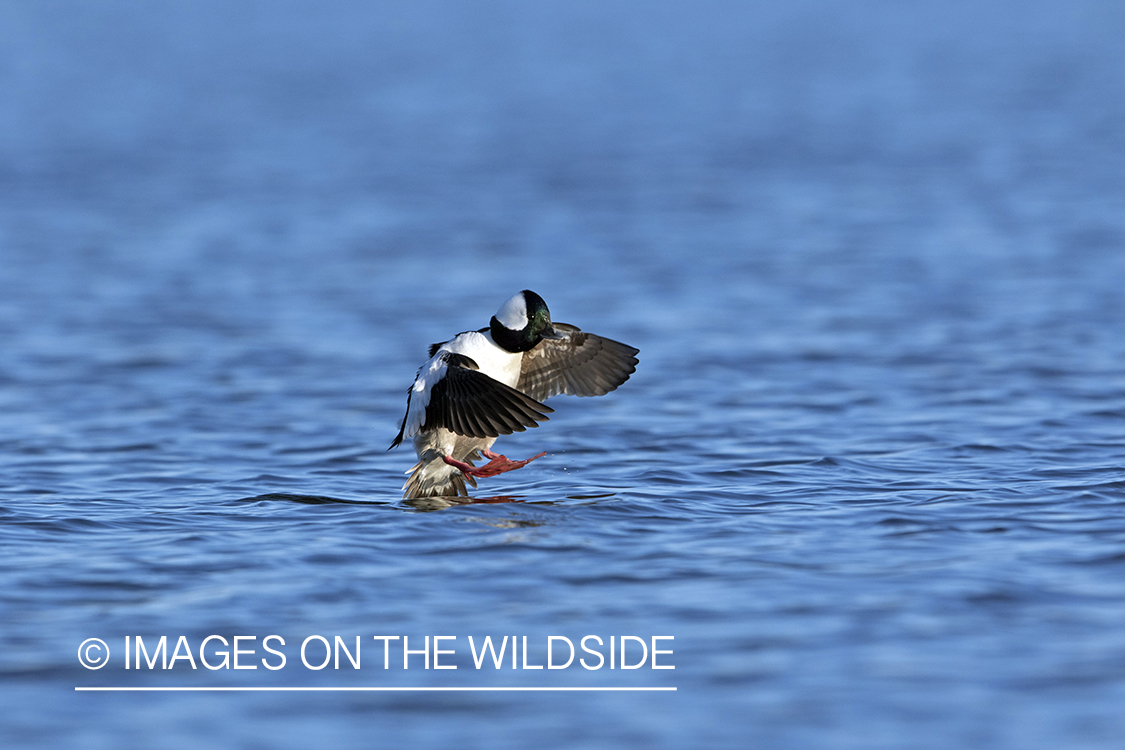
[402, 449, 479, 499]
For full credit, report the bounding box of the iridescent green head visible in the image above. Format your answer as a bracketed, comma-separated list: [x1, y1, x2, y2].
[490, 290, 565, 352]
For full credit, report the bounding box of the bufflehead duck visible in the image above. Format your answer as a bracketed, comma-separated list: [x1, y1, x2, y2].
[391, 290, 639, 498]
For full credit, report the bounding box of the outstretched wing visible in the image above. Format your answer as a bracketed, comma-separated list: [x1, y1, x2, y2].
[517, 323, 639, 402]
[426, 356, 553, 439]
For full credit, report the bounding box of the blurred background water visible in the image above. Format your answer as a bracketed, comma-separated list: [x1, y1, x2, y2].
[2, 1, 1125, 747]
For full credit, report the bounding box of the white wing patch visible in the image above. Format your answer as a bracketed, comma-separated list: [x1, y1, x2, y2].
[397, 330, 525, 445]
[403, 354, 447, 439]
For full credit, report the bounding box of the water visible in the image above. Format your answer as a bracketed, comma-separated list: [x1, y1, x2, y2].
[3, 1, 1125, 747]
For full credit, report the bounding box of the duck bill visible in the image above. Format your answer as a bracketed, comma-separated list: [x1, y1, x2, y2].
[540, 324, 567, 340]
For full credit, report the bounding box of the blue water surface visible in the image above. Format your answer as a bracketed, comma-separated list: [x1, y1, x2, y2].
[2, 1, 1125, 748]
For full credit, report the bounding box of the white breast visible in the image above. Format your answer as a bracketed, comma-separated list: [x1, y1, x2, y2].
[442, 330, 523, 386]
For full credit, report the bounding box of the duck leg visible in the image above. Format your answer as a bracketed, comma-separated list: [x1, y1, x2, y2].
[443, 449, 547, 478]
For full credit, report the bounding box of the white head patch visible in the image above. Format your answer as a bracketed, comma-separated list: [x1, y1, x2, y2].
[495, 291, 528, 330]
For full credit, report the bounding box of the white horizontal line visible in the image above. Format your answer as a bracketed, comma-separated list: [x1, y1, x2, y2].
[76, 686, 676, 692]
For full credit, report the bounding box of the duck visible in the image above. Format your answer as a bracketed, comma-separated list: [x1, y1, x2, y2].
[390, 290, 639, 498]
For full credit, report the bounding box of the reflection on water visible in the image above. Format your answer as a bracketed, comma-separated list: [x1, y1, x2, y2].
[402, 495, 529, 512]
[242, 493, 388, 506]
[243, 492, 530, 511]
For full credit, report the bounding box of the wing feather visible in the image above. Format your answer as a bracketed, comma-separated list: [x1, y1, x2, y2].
[517, 323, 639, 402]
[426, 362, 554, 438]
